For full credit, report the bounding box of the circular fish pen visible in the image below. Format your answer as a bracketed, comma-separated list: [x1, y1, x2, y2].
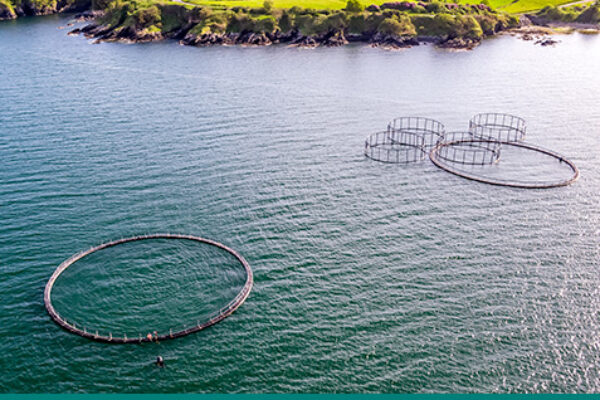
[365, 117, 445, 164]
[364, 130, 427, 164]
[469, 112, 527, 142]
[44, 233, 253, 344]
[388, 116, 446, 150]
[429, 139, 580, 189]
[434, 132, 502, 166]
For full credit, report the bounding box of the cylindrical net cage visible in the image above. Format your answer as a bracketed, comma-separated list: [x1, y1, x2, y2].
[388, 116, 446, 150]
[432, 132, 502, 166]
[364, 130, 426, 164]
[469, 112, 526, 142]
[44, 234, 253, 344]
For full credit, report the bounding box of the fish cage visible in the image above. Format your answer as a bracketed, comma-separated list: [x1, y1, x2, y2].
[388, 116, 446, 150]
[365, 113, 579, 189]
[429, 140, 580, 189]
[364, 130, 426, 164]
[44, 233, 253, 344]
[469, 112, 526, 142]
[431, 132, 502, 166]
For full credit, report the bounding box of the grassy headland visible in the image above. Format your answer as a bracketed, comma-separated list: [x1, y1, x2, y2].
[59, 0, 519, 49]
[1, 0, 598, 50]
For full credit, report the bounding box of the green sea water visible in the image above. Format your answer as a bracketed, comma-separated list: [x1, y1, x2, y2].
[1, 15, 600, 393]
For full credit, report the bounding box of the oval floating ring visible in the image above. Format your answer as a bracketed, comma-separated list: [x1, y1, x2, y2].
[44, 233, 253, 344]
[429, 139, 580, 189]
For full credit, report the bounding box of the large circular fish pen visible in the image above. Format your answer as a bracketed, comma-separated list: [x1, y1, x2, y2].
[44, 233, 253, 344]
[364, 113, 579, 189]
[429, 139, 580, 189]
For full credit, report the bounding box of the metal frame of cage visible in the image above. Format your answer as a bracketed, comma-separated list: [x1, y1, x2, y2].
[364, 130, 427, 164]
[44, 234, 253, 344]
[469, 112, 526, 142]
[388, 116, 446, 150]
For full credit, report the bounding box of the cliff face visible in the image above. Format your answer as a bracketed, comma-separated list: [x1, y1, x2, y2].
[0, 0, 90, 20]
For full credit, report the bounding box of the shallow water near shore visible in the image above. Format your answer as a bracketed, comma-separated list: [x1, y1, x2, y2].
[2, 15, 600, 393]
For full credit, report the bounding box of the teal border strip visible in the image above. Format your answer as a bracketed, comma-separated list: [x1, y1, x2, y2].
[2, 395, 600, 398]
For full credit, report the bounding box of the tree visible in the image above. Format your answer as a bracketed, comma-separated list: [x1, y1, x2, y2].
[345, 0, 363, 13]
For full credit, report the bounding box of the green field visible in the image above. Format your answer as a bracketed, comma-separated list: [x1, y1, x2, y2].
[177, 0, 586, 13]
[481, 0, 583, 13]
[178, 0, 383, 10]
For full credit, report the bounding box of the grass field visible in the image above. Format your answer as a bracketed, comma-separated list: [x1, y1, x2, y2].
[480, 0, 580, 13]
[177, 0, 585, 13]
[178, 0, 381, 10]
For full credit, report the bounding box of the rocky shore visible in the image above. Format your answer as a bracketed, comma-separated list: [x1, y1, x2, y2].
[3, 0, 525, 51]
[69, 16, 487, 50]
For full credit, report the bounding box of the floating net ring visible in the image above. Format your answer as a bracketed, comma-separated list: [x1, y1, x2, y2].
[429, 140, 580, 189]
[44, 233, 253, 344]
[364, 130, 426, 164]
[469, 112, 526, 142]
[434, 132, 502, 166]
[388, 116, 446, 150]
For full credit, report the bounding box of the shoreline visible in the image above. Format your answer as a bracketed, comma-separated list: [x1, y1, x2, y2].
[64, 9, 503, 51]
[67, 16, 598, 50]
[4, 3, 599, 51]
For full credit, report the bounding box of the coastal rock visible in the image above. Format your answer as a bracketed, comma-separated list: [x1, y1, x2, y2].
[268, 29, 299, 43]
[169, 22, 194, 40]
[73, 23, 164, 44]
[346, 32, 371, 42]
[437, 37, 480, 50]
[288, 33, 319, 48]
[371, 32, 419, 49]
[321, 30, 348, 46]
[73, 10, 104, 21]
[238, 31, 272, 46]
[80, 23, 112, 38]
[181, 32, 231, 46]
[535, 37, 558, 46]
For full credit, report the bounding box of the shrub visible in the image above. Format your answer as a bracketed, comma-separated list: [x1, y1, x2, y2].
[377, 15, 416, 35]
[92, 0, 113, 10]
[254, 15, 277, 32]
[575, 3, 600, 23]
[462, 14, 482, 38]
[278, 10, 293, 31]
[295, 12, 326, 34]
[474, 13, 496, 34]
[537, 5, 576, 22]
[348, 13, 367, 32]
[425, 1, 445, 12]
[133, 5, 160, 28]
[381, 1, 417, 10]
[263, 0, 273, 12]
[345, 0, 363, 12]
